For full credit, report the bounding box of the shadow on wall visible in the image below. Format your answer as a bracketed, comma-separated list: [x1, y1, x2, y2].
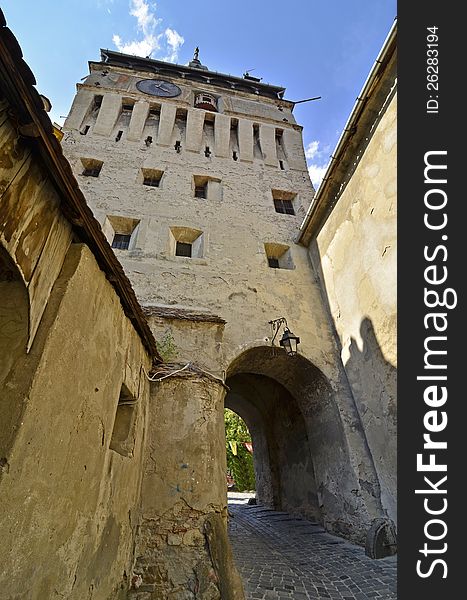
[344, 316, 397, 521]
[309, 238, 397, 523]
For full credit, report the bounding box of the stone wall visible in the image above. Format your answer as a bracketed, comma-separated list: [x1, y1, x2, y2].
[62, 62, 346, 388]
[131, 368, 244, 599]
[310, 91, 397, 524]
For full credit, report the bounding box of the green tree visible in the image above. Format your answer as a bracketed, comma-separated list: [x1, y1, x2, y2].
[224, 409, 255, 492]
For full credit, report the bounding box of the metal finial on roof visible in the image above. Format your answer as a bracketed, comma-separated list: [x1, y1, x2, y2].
[194, 46, 199, 61]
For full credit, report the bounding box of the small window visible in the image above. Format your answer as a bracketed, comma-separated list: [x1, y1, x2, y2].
[193, 175, 221, 201]
[122, 101, 135, 112]
[81, 158, 103, 177]
[170, 227, 204, 259]
[268, 257, 280, 269]
[82, 167, 101, 177]
[264, 242, 294, 270]
[110, 384, 137, 457]
[112, 233, 131, 250]
[143, 176, 160, 187]
[142, 168, 163, 187]
[115, 130, 123, 142]
[103, 215, 140, 252]
[80, 125, 90, 136]
[274, 198, 295, 215]
[93, 95, 103, 109]
[272, 190, 297, 215]
[195, 184, 207, 198]
[279, 160, 285, 170]
[176, 241, 192, 257]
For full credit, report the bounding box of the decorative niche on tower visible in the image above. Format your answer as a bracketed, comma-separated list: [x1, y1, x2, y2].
[194, 92, 218, 112]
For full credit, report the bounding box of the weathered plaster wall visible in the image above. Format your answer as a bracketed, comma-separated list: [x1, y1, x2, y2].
[0, 101, 73, 351]
[131, 371, 244, 599]
[144, 314, 225, 373]
[0, 244, 152, 600]
[61, 63, 392, 545]
[311, 92, 397, 523]
[62, 69, 345, 388]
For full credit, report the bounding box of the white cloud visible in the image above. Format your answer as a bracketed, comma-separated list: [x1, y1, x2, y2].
[113, 33, 159, 57]
[308, 163, 329, 190]
[163, 28, 185, 63]
[305, 140, 320, 160]
[113, 1, 184, 61]
[130, 0, 160, 35]
[304, 139, 329, 189]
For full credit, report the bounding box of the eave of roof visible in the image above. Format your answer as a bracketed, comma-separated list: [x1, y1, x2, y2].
[0, 11, 161, 362]
[297, 18, 397, 246]
[97, 49, 288, 101]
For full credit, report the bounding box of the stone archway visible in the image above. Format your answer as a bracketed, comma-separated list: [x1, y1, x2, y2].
[226, 374, 320, 521]
[225, 345, 384, 543]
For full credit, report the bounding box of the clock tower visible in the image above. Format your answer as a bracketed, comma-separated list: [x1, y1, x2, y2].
[60, 47, 372, 595]
[62, 47, 317, 355]
[58, 37, 397, 598]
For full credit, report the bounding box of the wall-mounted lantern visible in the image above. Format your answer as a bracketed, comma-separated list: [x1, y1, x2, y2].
[268, 317, 300, 357]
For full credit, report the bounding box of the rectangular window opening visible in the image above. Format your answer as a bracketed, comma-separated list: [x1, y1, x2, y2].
[112, 233, 131, 250]
[279, 160, 285, 170]
[268, 257, 280, 269]
[80, 125, 90, 136]
[195, 184, 207, 199]
[142, 168, 163, 187]
[115, 130, 123, 142]
[264, 242, 293, 270]
[82, 166, 102, 177]
[81, 158, 103, 177]
[110, 384, 137, 457]
[143, 176, 160, 187]
[176, 241, 192, 257]
[274, 198, 295, 215]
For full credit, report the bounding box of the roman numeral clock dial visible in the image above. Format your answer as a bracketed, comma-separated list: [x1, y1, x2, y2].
[136, 79, 181, 97]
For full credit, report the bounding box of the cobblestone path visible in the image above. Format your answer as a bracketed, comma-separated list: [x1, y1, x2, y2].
[228, 499, 397, 600]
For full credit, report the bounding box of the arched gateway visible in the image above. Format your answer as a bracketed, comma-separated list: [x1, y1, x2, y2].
[225, 346, 385, 540]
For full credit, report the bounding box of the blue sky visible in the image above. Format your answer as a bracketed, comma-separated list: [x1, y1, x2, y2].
[1, 0, 396, 188]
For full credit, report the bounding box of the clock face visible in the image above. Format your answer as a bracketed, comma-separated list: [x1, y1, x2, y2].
[136, 79, 181, 97]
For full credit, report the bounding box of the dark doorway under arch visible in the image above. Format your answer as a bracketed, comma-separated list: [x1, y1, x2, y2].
[225, 371, 320, 521]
